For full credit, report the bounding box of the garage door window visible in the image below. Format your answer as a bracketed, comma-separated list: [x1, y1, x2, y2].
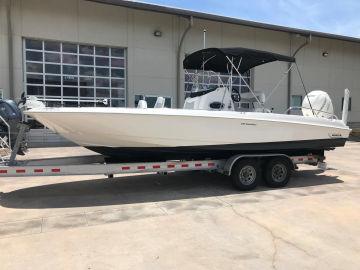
[185, 70, 251, 98]
[24, 39, 126, 109]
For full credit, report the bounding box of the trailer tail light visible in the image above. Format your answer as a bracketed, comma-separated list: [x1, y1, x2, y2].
[137, 166, 145, 170]
[153, 165, 161, 169]
[181, 164, 189, 168]
[208, 162, 215, 167]
[167, 164, 175, 169]
[51, 168, 61, 173]
[121, 166, 130, 170]
[195, 163, 202, 167]
[34, 169, 44, 173]
[16, 169, 26, 173]
[0, 170, 8, 174]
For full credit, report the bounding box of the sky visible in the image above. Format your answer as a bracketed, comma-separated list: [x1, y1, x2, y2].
[139, 0, 360, 38]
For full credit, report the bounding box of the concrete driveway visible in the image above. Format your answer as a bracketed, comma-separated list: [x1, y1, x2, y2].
[0, 143, 359, 269]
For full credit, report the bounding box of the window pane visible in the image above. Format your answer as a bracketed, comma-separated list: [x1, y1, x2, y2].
[80, 88, 94, 97]
[111, 79, 124, 88]
[63, 43, 77, 53]
[45, 75, 61, 85]
[26, 63, 43, 73]
[96, 78, 109, 87]
[111, 48, 124, 57]
[291, 95, 303, 107]
[63, 76, 78, 86]
[63, 54, 78, 64]
[232, 77, 240, 85]
[111, 89, 125, 98]
[95, 46, 109, 56]
[79, 102, 96, 107]
[45, 86, 61, 96]
[63, 101, 79, 107]
[80, 77, 94, 87]
[44, 41, 60, 51]
[96, 67, 109, 77]
[80, 45, 94, 55]
[26, 39, 42, 50]
[111, 99, 125, 107]
[111, 58, 124, 68]
[111, 69, 124, 78]
[45, 64, 60, 74]
[45, 52, 60, 63]
[240, 85, 250, 93]
[96, 57, 109, 66]
[45, 101, 62, 107]
[63, 65, 78, 75]
[96, 88, 110, 97]
[27, 85, 43, 95]
[80, 66, 94, 76]
[27, 74, 43, 84]
[80, 55, 93, 65]
[63, 87, 78, 97]
[26, 51, 43, 61]
[165, 98, 171, 108]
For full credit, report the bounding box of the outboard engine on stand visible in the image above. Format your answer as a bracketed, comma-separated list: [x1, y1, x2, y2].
[0, 94, 29, 155]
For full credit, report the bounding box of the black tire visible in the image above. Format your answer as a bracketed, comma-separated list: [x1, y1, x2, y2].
[264, 157, 292, 188]
[231, 159, 260, 191]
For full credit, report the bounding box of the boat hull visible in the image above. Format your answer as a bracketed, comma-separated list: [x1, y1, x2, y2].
[87, 138, 346, 162]
[25, 107, 351, 161]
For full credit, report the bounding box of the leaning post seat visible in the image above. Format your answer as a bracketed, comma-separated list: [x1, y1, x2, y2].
[137, 100, 147, 109]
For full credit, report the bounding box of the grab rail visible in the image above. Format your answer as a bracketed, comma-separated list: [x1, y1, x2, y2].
[284, 106, 338, 120]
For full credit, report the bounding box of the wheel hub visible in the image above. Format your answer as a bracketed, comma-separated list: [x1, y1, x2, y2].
[239, 165, 256, 185]
[271, 164, 287, 182]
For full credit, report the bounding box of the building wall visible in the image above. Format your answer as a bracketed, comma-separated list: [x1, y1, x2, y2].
[0, 0, 359, 122]
[0, 0, 10, 98]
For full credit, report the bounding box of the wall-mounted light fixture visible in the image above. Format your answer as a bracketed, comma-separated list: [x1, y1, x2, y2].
[322, 51, 329, 57]
[153, 30, 162, 37]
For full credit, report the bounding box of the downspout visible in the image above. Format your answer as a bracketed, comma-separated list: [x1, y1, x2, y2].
[6, 0, 14, 100]
[176, 16, 193, 108]
[287, 34, 311, 108]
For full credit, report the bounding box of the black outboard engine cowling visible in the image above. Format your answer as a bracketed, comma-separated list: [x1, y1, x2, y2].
[0, 99, 26, 154]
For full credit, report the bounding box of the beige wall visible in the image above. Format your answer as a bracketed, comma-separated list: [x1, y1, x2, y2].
[0, 0, 359, 122]
[0, 0, 10, 98]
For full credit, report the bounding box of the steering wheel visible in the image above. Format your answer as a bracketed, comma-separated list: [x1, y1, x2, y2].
[231, 88, 241, 102]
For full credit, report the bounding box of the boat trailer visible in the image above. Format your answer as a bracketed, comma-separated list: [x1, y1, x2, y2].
[0, 122, 325, 190]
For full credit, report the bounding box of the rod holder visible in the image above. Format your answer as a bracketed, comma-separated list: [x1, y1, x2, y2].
[342, 88, 350, 125]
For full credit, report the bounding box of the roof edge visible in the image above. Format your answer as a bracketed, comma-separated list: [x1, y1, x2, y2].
[87, 0, 360, 44]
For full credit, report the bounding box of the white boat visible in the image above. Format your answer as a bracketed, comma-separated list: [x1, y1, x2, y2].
[25, 47, 351, 162]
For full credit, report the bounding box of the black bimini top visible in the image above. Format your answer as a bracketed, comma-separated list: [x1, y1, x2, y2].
[183, 47, 295, 73]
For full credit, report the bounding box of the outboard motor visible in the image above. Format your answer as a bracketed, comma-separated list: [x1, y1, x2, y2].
[0, 99, 28, 154]
[302, 90, 334, 119]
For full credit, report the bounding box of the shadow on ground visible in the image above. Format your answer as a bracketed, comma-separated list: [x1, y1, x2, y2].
[0, 169, 342, 209]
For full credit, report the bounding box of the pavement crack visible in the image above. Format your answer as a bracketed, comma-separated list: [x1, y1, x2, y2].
[229, 205, 314, 269]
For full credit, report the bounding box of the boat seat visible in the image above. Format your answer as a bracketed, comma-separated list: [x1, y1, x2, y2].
[154, 97, 165, 108]
[137, 100, 147, 109]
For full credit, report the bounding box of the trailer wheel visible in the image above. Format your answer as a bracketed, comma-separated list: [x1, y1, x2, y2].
[231, 159, 260, 191]
[264, 157, 292, 188]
